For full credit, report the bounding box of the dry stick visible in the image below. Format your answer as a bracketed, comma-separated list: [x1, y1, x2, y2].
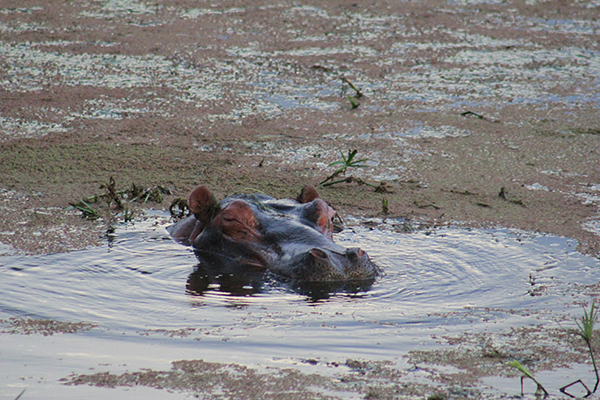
[341, 77, 363, 98]
[460, 110, 485, 119]
[588, 335, 599, 393]
[319, 171, 343, 186]
[560, 379, 592, 398]
[321, 176, 378, 188]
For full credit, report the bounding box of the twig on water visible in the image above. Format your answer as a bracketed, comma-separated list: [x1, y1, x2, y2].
[341, 77, 363, 98]
[341, 77, 363, 108]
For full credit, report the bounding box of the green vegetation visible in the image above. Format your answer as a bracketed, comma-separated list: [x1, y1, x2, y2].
[319, 149, 369, 186]
[341, 77, 363, 109]
[381, 198, 389, 215]
[510, 301, 599, 398]
[68, 200, 99, 220]
[508, 360, 548, 397]
[347, 95, 360, 109]
[68, 177, 170, 222]
[559, 301, 599, 396]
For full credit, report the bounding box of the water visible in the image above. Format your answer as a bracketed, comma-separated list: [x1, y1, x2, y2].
[1, 211, 599, 398]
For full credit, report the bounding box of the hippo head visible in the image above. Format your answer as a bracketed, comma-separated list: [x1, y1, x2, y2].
[168, 185, 379, 286]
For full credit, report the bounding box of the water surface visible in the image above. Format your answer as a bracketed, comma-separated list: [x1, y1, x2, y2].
[1, 211, 599, 398]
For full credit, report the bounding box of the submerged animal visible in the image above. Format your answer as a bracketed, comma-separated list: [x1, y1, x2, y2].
[168, 185, 379, 285]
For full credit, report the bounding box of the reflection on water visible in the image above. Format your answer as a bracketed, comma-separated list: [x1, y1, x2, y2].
[186, 262, 376, 302]
[1, 211, 599, 331]
[1, 211, 599, 397]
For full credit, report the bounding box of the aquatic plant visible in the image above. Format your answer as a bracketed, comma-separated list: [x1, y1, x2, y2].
[341, 77, 363, 98]
[319, 149, 369, 186]
[575, 301, 598, 355]
[68, 200, 99, 220]
[347, 95, 359, 109]
[341, 77, 362, 109]
[120, 208, 135, 223]
[509, 301, 599, 398]
[508, 359, 548, 398]
[381, 198, 389, 215]
[68, 177, 170, 222]
[560, 300, 599, 397]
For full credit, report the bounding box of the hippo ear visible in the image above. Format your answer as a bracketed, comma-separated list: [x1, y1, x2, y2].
[188, 185, 220, 223]
[301, 199, 336, 240]
[296, 185, 320, 204]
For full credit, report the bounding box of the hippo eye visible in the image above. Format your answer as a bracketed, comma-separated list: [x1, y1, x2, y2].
[216, 200, 261, 242]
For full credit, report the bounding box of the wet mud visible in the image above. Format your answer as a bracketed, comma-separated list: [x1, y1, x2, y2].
[1, 0, 599, 257]
[1, 0, 600, 398]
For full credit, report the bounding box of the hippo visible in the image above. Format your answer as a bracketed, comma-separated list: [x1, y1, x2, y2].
[168, 185, 379, 293]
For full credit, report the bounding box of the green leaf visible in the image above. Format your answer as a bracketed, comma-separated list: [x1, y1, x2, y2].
[508, 360, 535, 380]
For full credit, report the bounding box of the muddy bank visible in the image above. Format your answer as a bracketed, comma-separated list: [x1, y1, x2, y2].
[57, 324, 600, 400]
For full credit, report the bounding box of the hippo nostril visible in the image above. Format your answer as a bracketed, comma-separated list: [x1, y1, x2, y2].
[310, 248, 328, 259]
[346, 248, 366, 261]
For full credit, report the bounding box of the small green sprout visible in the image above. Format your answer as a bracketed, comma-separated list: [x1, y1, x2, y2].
[347, 95, 359, 109]
[123, 208, 134, 223]
[319, 149, 369, 186]
[68, 200, 99, 220]
[382, 198, 389, 215]
[576, 301, 599, 392]
[508, 359, 535, 380]
[508, 359, 548, 398]
[340, 77, 362, 109]
[510, 301, 600, 398]
[559, 301, 599, 397]
[329, 149, 368, 170]
[341, 77, 363, 98]
[575, 300, 597, 344]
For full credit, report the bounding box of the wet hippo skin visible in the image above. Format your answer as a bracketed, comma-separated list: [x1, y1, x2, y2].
[168, 185, 380, 287]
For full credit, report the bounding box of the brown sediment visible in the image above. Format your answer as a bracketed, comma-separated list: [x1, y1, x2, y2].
[1, 317, 97, 336]
[63, 358, 444, 399]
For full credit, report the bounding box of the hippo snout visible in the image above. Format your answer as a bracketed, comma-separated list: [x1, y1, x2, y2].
[346, 247, 366, 262]
[310, 247, 366, 261]
[285, 246, 378, 283]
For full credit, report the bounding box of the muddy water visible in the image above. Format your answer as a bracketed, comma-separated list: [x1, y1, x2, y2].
[1, 212, 599, 398]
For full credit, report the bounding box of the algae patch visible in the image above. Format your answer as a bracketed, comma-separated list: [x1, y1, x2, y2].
[62, 358, 450, 400]
[1, 317, 97, 336]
